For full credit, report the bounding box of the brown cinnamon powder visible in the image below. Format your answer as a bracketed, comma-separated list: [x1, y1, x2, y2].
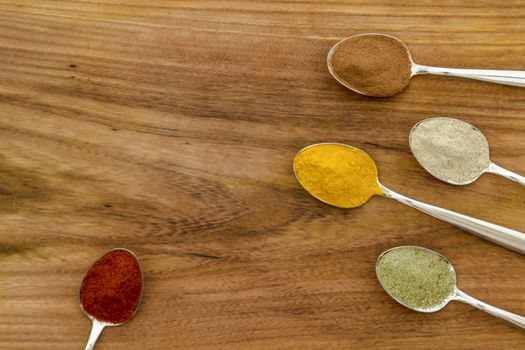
[329, 34, 412, 97]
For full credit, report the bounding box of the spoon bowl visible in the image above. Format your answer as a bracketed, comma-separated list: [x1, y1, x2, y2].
[376, 246, 456, 313]
[376, 246, 525, 329]
[327, 33, 525, 97]
[327, 33, 415, 97]
[293, 142, 382, 208]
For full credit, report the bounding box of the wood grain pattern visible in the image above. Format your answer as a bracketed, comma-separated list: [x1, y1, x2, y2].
[0, 1, 524, 349]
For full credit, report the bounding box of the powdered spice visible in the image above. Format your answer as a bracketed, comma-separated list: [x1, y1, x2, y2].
[294, 143, 382, 208]
[409, 117, 491, 184]
[80, 249, 143, 324]
[328, 34, 412, 97]
[376, 247, 456, 310]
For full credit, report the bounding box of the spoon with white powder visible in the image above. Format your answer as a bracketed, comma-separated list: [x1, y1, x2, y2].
[409, 117, 525, 186]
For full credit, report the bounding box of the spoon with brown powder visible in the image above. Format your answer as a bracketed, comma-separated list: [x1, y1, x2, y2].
[376, 246, 525, 330]
[409, 116, 525, 186]
[327, 33, 525, 97]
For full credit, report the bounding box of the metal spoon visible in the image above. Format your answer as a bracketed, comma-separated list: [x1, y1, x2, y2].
[410, 116, 525, 186]
[293, 143, 525, 254]
[377, 246, 525, 330]
[80, 248, 143, 350]
[82, 318, 111, 350]
[327, 33, 525, 97]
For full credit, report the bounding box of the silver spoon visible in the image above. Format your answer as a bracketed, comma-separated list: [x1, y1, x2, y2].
[327, 33, 525, 97]
[82, 319, 111, 350]
[293, 143, 525, 254]
[80, 248, 143, 350]
[410, 116, 525, 186]
[377, 246, 525, 330]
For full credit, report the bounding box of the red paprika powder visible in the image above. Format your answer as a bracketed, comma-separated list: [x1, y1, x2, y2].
[80, 249, 143, 324]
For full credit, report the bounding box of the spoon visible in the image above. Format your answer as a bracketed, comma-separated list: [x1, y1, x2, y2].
[80, 248, 143, 350]
[82, 318, 112, 350]
[376, 246, 525, 330]
[410, 116, 525, 186]
[293, 143, 525, 254]
[327, 33, 525, 97]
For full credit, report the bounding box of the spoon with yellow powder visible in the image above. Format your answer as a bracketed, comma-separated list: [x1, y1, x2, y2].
[376, 246, 525, 329]
[293, 143, 525, 254]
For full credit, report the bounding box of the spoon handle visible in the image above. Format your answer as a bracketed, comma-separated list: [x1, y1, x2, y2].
[454, 289, 525, 330]
[379, 184, 525, 255]
[486, 162, 525, 187]
[84, 319, 106, 350]
[413, 64, 525, 88]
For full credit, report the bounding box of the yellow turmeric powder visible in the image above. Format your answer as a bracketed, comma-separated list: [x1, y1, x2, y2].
[293, 143, 382, 208]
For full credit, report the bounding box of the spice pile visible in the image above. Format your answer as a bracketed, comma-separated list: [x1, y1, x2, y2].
[80, 249, 143, 324]
[294, 143, 382, 208]
[409, 117, 491, 184]
[329, 34, 412, 97]
[376, 247, 456, 310]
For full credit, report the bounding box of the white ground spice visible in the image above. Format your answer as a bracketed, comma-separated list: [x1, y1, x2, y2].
[409, 117, 491, 184]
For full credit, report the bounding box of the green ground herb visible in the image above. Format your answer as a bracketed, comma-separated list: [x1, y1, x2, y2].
[376, 247, 456, 310]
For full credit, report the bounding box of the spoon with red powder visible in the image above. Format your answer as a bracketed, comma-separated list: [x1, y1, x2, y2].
[327, 33, 525, 97]
[80, 248, 143, 350]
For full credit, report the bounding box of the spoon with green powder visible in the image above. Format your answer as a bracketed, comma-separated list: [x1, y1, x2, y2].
[376, 246, 525, 329]
[409, 117, 525, 186]
[327, 33, 525, 97]
[293, 143, 525, 254]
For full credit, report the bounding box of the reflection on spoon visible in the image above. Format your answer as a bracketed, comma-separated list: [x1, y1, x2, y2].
[376, 246, 525, 330]
[410, 117, 525, 186]
[327, 33, 525, 97]
[80, 248, 143, 350]
[293, 143, 525, 254]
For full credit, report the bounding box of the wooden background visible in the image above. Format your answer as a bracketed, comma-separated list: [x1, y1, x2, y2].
[0, 1, 524, 349]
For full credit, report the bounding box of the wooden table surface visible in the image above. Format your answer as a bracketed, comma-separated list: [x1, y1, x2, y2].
[0, 1, 524, 349]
